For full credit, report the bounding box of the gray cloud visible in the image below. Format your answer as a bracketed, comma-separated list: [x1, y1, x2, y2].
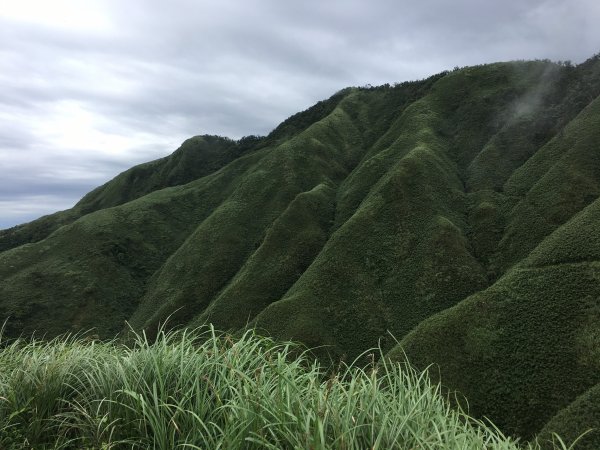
[1, 0, 599, 228]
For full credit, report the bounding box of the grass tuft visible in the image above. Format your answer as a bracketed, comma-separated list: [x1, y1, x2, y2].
[0, 326, 561, 449]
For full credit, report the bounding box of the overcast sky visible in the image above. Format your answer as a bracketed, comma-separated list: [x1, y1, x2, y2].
[1, 0, 599, 229]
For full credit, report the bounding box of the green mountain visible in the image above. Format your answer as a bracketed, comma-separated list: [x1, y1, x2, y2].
[1, 55, 600, 447]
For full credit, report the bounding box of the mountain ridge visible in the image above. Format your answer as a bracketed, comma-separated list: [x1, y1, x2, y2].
[1, 55, 600, 447]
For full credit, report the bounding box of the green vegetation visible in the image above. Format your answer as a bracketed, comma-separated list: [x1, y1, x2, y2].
[538, 384, 600, 450]
[0, 327, 575, 449]
[0, 135, 256, 253]
[1, 54, 600, 446]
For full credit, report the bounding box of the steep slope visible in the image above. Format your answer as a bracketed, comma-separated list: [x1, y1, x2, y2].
[0, 135, 248, 253]
[389, 95, 600, 438]
[1, 55, 600, 444]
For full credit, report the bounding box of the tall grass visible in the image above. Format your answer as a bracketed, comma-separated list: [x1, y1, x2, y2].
[0, 326, 568, 449]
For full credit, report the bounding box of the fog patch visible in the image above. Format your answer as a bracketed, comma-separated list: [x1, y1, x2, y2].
[504, 62, 563, 124]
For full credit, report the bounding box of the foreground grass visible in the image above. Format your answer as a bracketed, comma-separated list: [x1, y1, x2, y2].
[0, 327, 570, 449]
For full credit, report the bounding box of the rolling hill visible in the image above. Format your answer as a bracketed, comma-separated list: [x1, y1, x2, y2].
[1, 54, 600, 447]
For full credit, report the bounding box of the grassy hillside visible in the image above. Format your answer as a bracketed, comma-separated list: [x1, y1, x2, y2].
[0, 135, 259, 253]
[387, 82, 600, 440]
[537, 383, 600, 450]
[1, 54, 600, 445]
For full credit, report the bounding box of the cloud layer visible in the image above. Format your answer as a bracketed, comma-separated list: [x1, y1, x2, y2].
[1, 0, 599, 228]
